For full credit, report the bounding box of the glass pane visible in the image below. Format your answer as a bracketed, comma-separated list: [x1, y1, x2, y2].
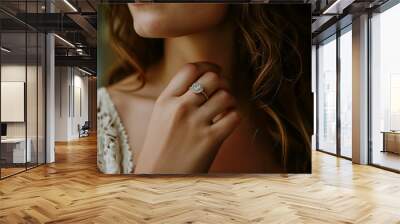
[0, 1, 46, 178]
[340, 28, 352, 158]
[27, 31, 38, 169]
[312, 45, 317, 150]
[1, 30, 27, 177]
[26, 0, 39, 170]
[38, 32, 45, 165]
[371, 3, 400, 171]
[317, 36, 337, 154]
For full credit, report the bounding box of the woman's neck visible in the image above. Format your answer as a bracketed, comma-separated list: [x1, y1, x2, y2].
[149, 20, 235, 86]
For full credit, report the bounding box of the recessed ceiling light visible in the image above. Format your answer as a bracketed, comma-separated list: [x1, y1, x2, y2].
[1, 47, 11, 53]
[54, 34, 75, 48]
[63, 0, 78, 12]
[78, 67, 92, 76]
[322, 0, 354, 15]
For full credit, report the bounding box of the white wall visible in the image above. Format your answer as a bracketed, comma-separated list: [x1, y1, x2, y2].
[1, 63, 46, 164]
[1, 82, 25, 122]
[55, 66, 69, 141]
[1, 65, 26, 135]
[54, 67, 89, 141]
[1, 65, 40, 138]
[72, 73, 89, 137]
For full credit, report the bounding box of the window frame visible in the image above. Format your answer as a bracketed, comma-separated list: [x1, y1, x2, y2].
[315, 23, 353, 161]
[367, 0, 400, 173]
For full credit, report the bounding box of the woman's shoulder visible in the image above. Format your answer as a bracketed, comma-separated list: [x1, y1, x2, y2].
[98, 84, 136, 113]
[97, 86, 134, 174]
[97, 87, 110, 101]
[107, 74, 144, 93]
[97, 86, 125, 138]
[97, 87, 117, 116]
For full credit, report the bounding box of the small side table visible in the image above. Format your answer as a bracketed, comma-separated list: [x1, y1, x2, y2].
[381, 131, 400, 154]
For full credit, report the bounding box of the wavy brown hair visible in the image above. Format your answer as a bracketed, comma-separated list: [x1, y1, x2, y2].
[104, 4, 312, 173]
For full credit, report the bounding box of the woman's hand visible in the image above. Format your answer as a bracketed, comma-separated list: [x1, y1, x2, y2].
[134, 62, 240, 174]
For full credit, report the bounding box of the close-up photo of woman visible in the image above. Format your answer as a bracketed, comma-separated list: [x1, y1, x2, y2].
[97, 3, 312, 174]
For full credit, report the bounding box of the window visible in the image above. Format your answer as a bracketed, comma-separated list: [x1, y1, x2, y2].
[0, 1, 46, 179]
[370, 2, 400, 171]
[317, 35, 337, 154]
[339, 27, 352, 158]
[316, 25, 353, 159]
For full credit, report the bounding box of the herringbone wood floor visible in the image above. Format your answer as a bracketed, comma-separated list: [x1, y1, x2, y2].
[0, 135, 399, 224]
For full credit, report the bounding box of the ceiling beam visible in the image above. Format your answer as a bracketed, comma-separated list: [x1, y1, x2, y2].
[67, 13, 97, 40]
[55, 55, 96, 73]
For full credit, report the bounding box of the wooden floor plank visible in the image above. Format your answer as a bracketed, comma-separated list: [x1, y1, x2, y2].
[0, 135, 399, 223]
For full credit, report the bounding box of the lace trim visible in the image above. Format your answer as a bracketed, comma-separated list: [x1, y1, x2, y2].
[98, 87, 134, 173]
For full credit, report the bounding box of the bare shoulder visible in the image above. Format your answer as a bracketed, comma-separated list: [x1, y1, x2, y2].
[105, 75, 143, 113]
[105, 73, 160, 116]
[110, 72, 163, 99]
[107, 74, 143, 94]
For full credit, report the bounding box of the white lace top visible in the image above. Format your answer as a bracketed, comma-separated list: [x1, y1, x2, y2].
[97, 88, 134, 174]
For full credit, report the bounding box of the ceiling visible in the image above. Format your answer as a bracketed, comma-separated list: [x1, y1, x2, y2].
[0, 0, 97, 73]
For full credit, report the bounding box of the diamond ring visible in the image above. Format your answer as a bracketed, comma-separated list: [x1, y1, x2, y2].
[189, 82, 209, 101]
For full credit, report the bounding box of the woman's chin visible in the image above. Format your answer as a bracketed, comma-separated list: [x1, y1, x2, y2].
[134, 23, 169, 38]
[134, 27, 187, 39]
[134, 29, 157, 38]
[133, 20, 198, 38]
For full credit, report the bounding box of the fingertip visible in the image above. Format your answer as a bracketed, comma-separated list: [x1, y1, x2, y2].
[231, 110, 241, 123]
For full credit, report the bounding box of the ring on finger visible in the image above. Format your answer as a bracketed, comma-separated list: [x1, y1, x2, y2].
[189, 82, 209, 101]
